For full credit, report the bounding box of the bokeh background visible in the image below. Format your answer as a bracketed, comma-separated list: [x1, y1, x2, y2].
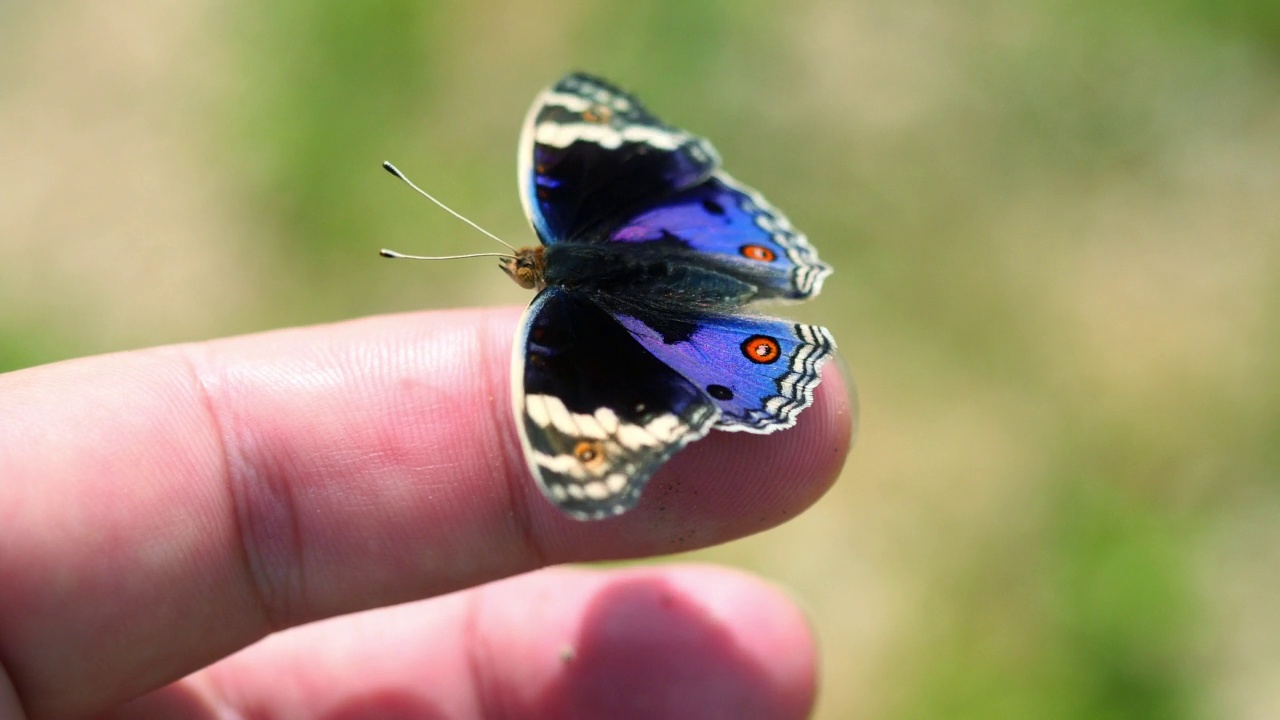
[3, 1, 1278, 717]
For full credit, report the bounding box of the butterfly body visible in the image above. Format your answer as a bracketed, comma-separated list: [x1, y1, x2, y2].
[507, 242, 762, 314]
[496, 73, 837, 519]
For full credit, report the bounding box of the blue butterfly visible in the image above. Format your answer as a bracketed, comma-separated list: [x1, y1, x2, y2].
[491, 73, 836, 520]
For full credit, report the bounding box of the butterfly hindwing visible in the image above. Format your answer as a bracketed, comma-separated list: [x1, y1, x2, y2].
[608, 172, 831, 300]
[518, 73, 720, 245]
[613, 312, 837, 433]
[514, 288, 721, 519]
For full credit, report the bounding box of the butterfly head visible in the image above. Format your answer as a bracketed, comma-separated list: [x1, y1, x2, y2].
[501, 246, 547, 290]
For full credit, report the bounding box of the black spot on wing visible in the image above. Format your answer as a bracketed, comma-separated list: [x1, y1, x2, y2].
[707, 384, 734, 400]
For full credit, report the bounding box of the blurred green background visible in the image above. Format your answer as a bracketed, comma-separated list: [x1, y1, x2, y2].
[3, 1, 1278, 717]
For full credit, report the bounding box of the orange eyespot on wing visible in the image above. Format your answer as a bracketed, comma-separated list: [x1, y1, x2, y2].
[573, 439, 607, 470]
[741, 335, 781, 364]
[739, 244, 776, 262]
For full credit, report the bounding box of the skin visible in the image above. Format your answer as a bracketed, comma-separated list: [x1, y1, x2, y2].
[0, 307, 854, 720]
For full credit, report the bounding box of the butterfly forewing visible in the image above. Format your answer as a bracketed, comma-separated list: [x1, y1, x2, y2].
[518, 73, 720, 245]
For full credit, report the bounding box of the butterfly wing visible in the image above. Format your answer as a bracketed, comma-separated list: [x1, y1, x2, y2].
[613, 312, 837, 433]
[607, 172, 831, 300]
[513, 288, 720, 519]
[518, 73, 720, 245]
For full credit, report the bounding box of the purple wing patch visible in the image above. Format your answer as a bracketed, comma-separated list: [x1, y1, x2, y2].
[615, 312, 836, 433]
[609, 173, 831, 300]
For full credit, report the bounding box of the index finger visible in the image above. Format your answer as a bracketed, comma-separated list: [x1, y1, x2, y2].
[0, 307, 852, 719]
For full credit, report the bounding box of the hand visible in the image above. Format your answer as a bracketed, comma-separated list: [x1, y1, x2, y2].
[0, 307, 853, 719]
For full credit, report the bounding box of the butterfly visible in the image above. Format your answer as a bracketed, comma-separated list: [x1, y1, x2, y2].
[389, 73, 836, 520]
[493, 73, 837, 520]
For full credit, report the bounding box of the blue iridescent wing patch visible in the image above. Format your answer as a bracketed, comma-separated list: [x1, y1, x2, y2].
[613, 313, 836, 433]
[608, 172, 831, 300]
[503, 73, 837, 519]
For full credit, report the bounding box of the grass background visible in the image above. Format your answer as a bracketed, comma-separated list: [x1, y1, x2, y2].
[3, 1, 1279, 717]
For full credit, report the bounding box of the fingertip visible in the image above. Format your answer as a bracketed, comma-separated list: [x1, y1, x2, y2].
[653, 565, 819, 718]
[827, 352, 860, 451]
[475, 565, 817, 720]
[643, 362, 854, 529]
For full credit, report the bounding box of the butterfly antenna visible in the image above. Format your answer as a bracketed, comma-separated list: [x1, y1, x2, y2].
[382, 161, 517, 252]
[379, 249, 513, 261]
